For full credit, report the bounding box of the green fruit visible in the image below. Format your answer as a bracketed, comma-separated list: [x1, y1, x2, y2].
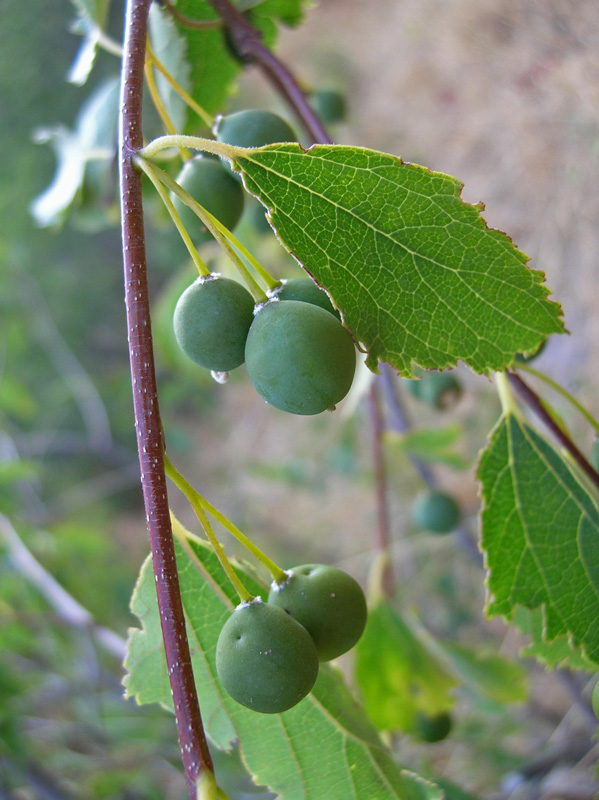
[515, 339, 547, 364]
[592, 680, 599, 719]
[275, 278, 340, 319]
[405, 371, 462, 409]
[411, 490, 459, 534]
[171, 155, 245, 244]
[215, 109, 296, 149]
[414, 711, 452, 742]
[215, 599, 319, 713]
[269, 564, 367, 661]
[215, 110, 296, 180]
[311, 89, 346, 124]
[245, 300, 356, 415]
[173, 276, 255, 371]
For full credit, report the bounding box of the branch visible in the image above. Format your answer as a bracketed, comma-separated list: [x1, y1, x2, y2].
[508, 372, 599, 490]
[119, 0, 213, 794]
[368, 383, 394, 597]
[202, 0, 332, 144]
[0, 513, 126, 661]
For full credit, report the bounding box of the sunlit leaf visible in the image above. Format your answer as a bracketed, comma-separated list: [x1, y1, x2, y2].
[478, 412, 599, 666]
[354, 601, 457, 732]
[232, 144, 564, 376]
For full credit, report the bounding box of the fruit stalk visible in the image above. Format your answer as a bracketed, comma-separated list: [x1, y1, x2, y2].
[118, 0, 214, 794]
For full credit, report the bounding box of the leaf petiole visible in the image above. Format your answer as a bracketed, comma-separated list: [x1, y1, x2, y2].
[516, 363, 599, 433]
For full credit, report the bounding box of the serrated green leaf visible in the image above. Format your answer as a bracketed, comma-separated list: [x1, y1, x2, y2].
[124, 532, 431, 799]
[513, 607, 596, 671]
[173, 0, 310, 128]
[232, 144, 564, 375]
[354, 601, 457, 732]
[477, 413, 599, 666]
[385, 424, 468, 470]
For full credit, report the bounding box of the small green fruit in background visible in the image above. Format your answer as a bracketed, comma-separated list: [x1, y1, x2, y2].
[171, 155, 245, 243]
[214, 109, 296, 180]
[245, 300, 356, 415]
[268, 564, 367, 661]
[405, 371, 462, 409]
[173, 276, 255, 371]
[215, 599, 319, 713]
[414, 711, 452, 742]
[311, 89, 347, 124]
[275, 277, 340, 319]
[411, 490, 459, 534]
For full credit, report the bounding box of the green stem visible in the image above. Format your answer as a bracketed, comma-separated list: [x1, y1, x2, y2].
[164, 455, 253, 603]
[208, 216, 281, 293]
[197, 494, 287, 583]
[134, 157, 210, 277]
[146, 40, 214, 128]
[140, 134, 247, 162]
[516, 363, 599, 433]
[141, 159, 268, 303]
[495, 371, 521, 419]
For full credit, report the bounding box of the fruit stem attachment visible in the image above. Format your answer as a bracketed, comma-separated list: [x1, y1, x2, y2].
[516, 363, 599, 434]
[164, 455, 254, 603]
[141, 159, 268, 303]
[146, 39, 215, 129]
[134, 156, 210, 277]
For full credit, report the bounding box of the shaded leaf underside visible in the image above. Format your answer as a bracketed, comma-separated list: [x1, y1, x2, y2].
[478, 413, 599, 666]
[234, 144, 563, 376]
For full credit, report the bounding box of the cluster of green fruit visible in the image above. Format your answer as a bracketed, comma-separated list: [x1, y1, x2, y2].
[216, 564, 367, 713]
[173, 276, 356, 415]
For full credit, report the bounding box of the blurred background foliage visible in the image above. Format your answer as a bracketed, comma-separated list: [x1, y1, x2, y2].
[1, 1, 598, 798]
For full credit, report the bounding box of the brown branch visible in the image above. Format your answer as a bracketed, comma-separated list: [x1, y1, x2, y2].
[202, 0, 332, 144]
[508, 372, 599, 490]
[118, 0, 213, 795]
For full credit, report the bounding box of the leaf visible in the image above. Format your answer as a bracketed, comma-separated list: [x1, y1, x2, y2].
[67, 0, 112, 85]
[148, 3, 190, 132]
[173, 0, 310, 128]
[477, 412, 599, 666]
[30, 77, 119, 227]
[434, 641, 528, 705]
[232, 144, 564, 376]
[354, 601, 457, 732]
[513, 607, 597, 671]
[124, 531, 435, 799]
[385, 424, 468, 470]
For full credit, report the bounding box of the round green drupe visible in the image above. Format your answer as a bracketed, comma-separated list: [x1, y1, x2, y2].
[414, 711, 452, 743]
[411, 490, 459, 534]
[268, 564, 367, 661]
[215, 110, 296, 180]
[311, 89, 347, 124]
[406, 371, 462, 409]
[215, 600, 319, 714]
[215, 109, 296, 149]
[171, 155, 245, 244]
[173, 276, 255, 371]
[245, 300, 356, 415]
[275, 278, 340, 319]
